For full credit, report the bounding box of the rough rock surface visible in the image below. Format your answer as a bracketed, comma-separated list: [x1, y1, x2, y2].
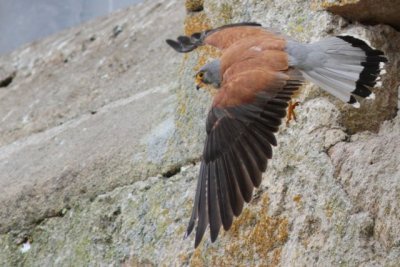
[321, 0, 400, 31]
[0, 0, 186, 234]
[0, 0, 399, 266]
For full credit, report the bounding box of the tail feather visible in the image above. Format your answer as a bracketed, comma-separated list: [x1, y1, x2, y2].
[316, 67, 359, 83]
[315, 67, 374, 99]
[304, 70, 361, 107]
[314, 70, 355, 93]
[289, 35, 387, 107]
[326, 62, 364, 73]
[327, 54, 367, 65]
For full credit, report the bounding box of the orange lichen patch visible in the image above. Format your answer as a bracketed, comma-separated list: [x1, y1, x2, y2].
[178, 252, 189, 264]
[271, 248, 283, 266]
[325, 208, 333, 218]
[293, 194, 303, 209]
[184, 12, 211, 36]
[183, 12, 221, 72]
[324, 201, 334, 219]
[194, 45, 221, 71]
[229, 208, 257, 239]
[219, 3, 234, 23]
[176, 96, 187, 117]
[185, 0, 204, 12]
[190, 194, 289, 266]
[182, 11, 222, 99]
[190, 247, 205, 267]
[293, 194, 302, 204]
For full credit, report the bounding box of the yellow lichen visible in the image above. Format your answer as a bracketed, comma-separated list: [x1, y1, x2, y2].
[191, 194, 289, 266]
[190, 247, 205, 267]
[293, 194, 303, 209]
[184, 12, 210, 36]
[194, 45, 221, 71]
[287, 20, 306, 36]
[220, 3, 234, 23]
[185, 0, 204, 12]
[293, 194, 302, 203]
[324, 201, 334, 218]
[182, 10, 221, 100]
[243, 196, 288, 259]
[183, 12, 221, 71]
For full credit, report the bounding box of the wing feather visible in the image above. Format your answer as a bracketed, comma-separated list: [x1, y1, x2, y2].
[228, 146, 254, 202]
[177, 23, 305, 248]
[215, 158, 234, 230]
[186, 78, 303, 247]
[166, 22, 270, 53]
[235, 138, 262, 186]
[222, 152, 244, 217]
[208, 162, 222, 242]
[194, 163, 209, 247]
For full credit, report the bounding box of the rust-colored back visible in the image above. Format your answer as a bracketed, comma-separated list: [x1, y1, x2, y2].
[208, 29, 289, 108]
[205, 26, 279, 50]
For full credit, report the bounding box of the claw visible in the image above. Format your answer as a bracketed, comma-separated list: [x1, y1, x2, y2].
[286, 101, 300, 126]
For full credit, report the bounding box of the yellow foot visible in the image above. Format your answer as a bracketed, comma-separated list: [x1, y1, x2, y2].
[286, 101, 300, 126]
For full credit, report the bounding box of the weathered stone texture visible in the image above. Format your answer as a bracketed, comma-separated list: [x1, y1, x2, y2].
[0, 0, 186, 233]
[0, 0, 399, 266]
[322, 0, 400, 31]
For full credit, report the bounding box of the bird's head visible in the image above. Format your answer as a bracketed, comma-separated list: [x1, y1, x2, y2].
[195, 59, 221, 90]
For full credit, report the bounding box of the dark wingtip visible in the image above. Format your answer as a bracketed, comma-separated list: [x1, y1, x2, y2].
[165, 39, 181, 52]
[185, 220, 195, 239]
[177, 35, 192, 45]
[224, 22, 262, 27]
[210, 229, 220, 243]
[165, 38, 198, 53]
[245, 22, 262, 26]
[183, 231, 190, 240]
[206, 22, 262, 35]
[194, 232, 203, 248]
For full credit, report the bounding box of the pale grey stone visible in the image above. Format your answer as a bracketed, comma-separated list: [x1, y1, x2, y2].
[0, 0, 399, 266]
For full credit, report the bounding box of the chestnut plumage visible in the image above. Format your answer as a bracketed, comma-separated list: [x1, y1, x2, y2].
[166, 22, 387, 248]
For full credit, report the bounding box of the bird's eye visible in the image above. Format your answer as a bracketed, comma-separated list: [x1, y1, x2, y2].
[197, 72, 204, 79]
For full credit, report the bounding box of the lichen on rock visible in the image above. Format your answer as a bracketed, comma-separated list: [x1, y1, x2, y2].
[0, 0, 399, 266]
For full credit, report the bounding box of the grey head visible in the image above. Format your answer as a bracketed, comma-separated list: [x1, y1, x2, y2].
[195, 59, 221, 90]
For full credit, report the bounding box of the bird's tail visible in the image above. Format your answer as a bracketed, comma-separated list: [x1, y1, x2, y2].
[293, 36, 387, 107]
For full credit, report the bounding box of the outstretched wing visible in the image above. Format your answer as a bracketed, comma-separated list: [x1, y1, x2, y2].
[187, 70, 303, 247]
[166, 22, 281, 53]
[168, 22, 304, 247]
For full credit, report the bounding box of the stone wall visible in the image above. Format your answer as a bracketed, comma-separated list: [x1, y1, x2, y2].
[0, 0, 399, 266]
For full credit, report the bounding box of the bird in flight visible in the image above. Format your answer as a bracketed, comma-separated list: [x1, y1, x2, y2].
[166, 22, 387, 248]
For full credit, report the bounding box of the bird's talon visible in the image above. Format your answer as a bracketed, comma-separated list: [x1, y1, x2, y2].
[286, 101, 300, 125]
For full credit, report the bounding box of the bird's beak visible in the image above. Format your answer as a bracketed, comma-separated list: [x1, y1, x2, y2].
[195, 75, 204, 90]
